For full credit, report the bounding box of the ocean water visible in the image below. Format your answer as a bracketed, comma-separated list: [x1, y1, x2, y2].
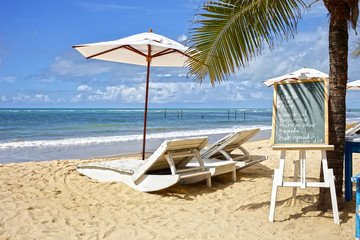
[1, 108, 359, 163]
[0, 108, 272, 142]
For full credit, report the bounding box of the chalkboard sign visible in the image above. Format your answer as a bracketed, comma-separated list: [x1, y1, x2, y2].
[271, 79, 328, 145]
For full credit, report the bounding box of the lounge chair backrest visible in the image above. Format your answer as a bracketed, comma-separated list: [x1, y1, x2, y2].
[132, 137, 208, 182]
[202, 129, 260, 159]
[346, 122, 360, 136]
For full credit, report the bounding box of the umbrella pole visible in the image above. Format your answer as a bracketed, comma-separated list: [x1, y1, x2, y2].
[142, 60, 151, 160]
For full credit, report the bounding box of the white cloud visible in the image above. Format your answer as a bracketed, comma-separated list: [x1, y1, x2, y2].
[231, 25, 329, 85]
[34, 94, 51, 103]
[1, 95, 7, 102]
[77, 84, 93, 92]
[177, 34, 187, 43]
[12, 93, 31, 103]
[44, 21, 332, 108]
[76, 1, 138, 12]
[94, 86, 125, 101]
[0, 76, 16, 83]
[73, 85, 145, 103]
[50, 56, 115, 77]
[119, 86, 145, 102]
[68, 77, 273, 106]
[71, 94, 83, 103]
[250, 91, 264, 100]
[39, 76, 56, 83]
[240, 80, 262, 88]
[11, 93, 62, 105]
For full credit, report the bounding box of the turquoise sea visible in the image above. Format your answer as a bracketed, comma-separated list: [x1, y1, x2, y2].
[1, 108, 359, 163]
[0, 108, 272, 142]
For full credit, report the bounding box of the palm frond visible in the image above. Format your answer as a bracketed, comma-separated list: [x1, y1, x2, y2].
[186, 0, 307, 85]
[352, 38, 360, 57]
[353, 49, 360, 57]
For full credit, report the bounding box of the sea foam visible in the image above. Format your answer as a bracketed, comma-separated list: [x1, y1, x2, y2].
[0, 125, 271, 150]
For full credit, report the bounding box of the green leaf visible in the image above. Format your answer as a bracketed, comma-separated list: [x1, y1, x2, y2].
[186, 0, 307, 85]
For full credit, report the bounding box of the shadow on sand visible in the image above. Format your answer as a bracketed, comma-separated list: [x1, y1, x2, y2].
[152, 163, 273, 200]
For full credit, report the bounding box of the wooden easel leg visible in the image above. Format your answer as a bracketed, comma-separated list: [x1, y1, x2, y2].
[292, 152, 301, 197]
[321, 150, 340, 225]
[292, 160, 299, 197]
[269, 169, 279, 222]
[269, 150, 286, 222]
[278, 150, 286, 185]
[300, 150, 306, 189]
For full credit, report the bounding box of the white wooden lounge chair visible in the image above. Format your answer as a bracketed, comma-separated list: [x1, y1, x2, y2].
[200, 129, 268, 170]
[186, 158, 237, 182]
[76, 137, 212, 192]
[346, 122, 360, 136]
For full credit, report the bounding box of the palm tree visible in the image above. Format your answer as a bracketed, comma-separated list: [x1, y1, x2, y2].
[187, 0, 359, 210]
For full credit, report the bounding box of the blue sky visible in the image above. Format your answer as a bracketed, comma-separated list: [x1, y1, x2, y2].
[0, 0, 359, 108]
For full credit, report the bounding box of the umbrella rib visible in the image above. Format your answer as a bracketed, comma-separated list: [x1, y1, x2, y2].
[123, 45, 147, 58]
[84, 45, 148, 60]
[173, 49, 208, 67]
[173, 49, 194, 59]
[151, 48, 205, 66]
[151, 49, 177, 58]
[85, 46, 127, 59]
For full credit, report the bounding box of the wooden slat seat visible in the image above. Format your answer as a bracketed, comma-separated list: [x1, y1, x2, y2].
[77, 137, 212, 192]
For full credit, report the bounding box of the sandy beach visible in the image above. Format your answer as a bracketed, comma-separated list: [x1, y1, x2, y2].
[1, 138, 359, 239]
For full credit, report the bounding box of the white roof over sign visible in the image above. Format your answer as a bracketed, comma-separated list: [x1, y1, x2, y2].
[347, 79, 360, 90]
[262, 67, 329, 87]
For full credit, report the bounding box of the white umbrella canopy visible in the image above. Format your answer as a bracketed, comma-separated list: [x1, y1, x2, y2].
[73, 30, 191, 159]
[73, 30, 189, 67]
[347, 80, 360, 90]
[263, 67, 329, 87]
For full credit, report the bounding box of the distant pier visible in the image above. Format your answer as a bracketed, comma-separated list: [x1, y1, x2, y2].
[163, 108, 246, 120]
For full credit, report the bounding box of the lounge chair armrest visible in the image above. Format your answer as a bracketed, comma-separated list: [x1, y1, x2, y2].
[219, 150, 233, 161]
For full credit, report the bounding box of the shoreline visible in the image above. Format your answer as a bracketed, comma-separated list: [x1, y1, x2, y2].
[0, 128, 271, 164]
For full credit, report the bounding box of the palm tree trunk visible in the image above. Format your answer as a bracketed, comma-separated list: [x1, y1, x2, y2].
[318, 7, 348, 211]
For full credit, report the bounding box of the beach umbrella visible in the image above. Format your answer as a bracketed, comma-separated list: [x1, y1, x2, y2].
[73, 30, 191, 159]
[347, 80, 360, 90]
[262, 67, 329, 87]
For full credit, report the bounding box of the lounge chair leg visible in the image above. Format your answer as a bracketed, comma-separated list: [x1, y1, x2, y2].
[206, 177, 211, 187]
[232, 169, 236, 182]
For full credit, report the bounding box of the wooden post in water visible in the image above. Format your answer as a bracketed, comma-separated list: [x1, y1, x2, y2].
[164, 108, 166, 119]
[228, 110, 230, 120]
[235, 110, 237, 120]
[244, 111, 246, 120]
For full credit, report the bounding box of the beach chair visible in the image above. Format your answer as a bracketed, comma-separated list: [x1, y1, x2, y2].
[186, 157, 237, 182]
[200, 129, 268, 170]
[76, 137, 214, 192]
[346, 122, 360, 136]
